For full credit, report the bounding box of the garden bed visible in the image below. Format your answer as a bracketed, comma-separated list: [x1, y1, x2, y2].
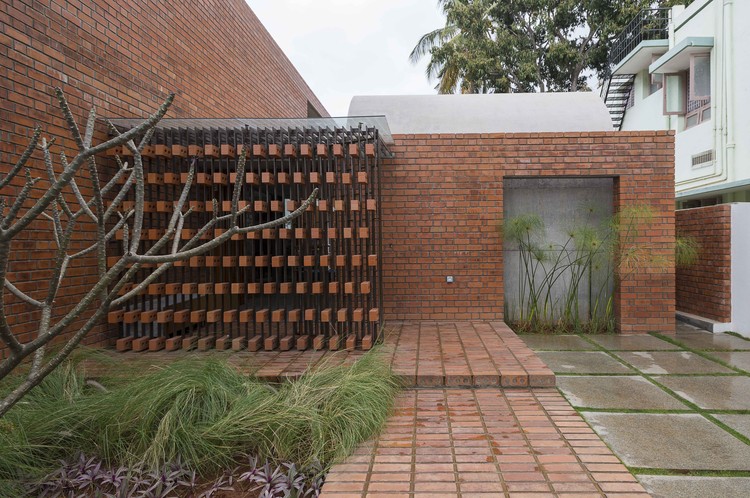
[0, 348, 398, 497]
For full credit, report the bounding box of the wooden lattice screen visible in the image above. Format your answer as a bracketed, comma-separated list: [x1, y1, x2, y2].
[106, 123, 382, 352]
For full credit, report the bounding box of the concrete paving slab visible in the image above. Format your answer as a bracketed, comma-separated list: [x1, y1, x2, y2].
[590, 334, 681, 351]
[584, 412, 750, 470]
[617, 351, 734, 374]
[519, 334, 597, 351]
[708, 351, 750, 372]
[674, 330, 750, 351]
[654, 376, 750, 410]
[557, 375, 688, 410]
[637, 475, 750, 498]
[536, 351, 635, 374]
[714, 414, 750, 439]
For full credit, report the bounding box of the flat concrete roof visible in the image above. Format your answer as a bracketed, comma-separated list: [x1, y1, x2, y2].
[348, 93, 614, 135]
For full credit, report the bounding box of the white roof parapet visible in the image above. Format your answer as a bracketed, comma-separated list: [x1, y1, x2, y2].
[348, 93, 614, 135]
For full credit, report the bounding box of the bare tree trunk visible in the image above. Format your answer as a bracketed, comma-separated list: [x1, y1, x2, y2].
[0, 89, 317, 417]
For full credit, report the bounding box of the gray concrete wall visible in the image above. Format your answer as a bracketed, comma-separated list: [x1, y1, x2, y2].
[503, 178, 614, 322]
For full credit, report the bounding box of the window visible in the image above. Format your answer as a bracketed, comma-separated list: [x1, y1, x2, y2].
[649, 55, 663, 95]
[685, 53, 711, 128]
[663, 73, 686, 115]
[690, 54, 710, 100]
[650, 73, 663, 94]
[661, 53, 711, 128]
[680, 196, 722, 209]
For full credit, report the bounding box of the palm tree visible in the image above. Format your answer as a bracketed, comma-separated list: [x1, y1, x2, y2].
[409, 0, 496, 94]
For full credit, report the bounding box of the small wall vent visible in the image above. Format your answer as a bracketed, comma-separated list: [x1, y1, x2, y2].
[691, 149, 715, 169]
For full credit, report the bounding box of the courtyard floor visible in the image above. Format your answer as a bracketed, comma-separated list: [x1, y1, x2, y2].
[97, 320, 750, 497]
[523, 322, 750, 498]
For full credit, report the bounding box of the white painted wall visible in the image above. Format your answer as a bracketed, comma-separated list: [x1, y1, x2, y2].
[617, 1, 750, 337]
[621, 87, 669, 131]
[730, 203, 750, 337]
[673, 0, 714, 38]
[675, 121, 715, 185]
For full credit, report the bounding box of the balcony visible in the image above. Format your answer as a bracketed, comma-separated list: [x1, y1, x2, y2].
[609, 8, 670, 75]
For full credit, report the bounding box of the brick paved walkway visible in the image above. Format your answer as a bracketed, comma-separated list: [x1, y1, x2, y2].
[99, 321, 554, 388]
[321, 389, 649, 497]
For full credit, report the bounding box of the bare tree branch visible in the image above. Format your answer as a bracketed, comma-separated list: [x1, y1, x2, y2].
[59, 151, 98, 222]
[102, 156, 131, 196]
[167, 159, 195, 232]
[127, 189, 317, 265]
[0, 88, 319, 417]
[3, 279, 43, 308]
[70, 212, 132, 260]
[0, 240, 23, 353]
[1, 169, 41, 230]
[0, 126, 41, 190]
[0, 90, 174, 240]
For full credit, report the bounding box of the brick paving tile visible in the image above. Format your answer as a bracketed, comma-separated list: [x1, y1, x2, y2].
[552, 482, 600, 493]
[322, 388, 647, 497]
[86, 321, 555, 388]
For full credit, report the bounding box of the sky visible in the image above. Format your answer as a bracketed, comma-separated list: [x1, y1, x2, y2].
[247, 0, 447, 116]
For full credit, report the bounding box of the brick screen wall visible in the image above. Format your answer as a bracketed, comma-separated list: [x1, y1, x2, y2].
[0, 0, 326, 356]
[380, 131, 676, 335]
[675, 205, 732, 322]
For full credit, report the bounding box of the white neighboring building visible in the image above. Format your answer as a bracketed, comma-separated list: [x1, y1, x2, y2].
[603, 0, 747, 207]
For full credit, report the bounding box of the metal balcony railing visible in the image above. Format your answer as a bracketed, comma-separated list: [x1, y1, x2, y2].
[608, 7, 671, 69]
[600, 8, 670, 129]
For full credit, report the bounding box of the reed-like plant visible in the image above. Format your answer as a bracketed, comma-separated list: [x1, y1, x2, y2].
[676, 234, 700, 267]
[501, 204, 667, 334]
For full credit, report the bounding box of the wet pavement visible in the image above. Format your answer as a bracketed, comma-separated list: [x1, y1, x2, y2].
[522, 322, 750, 498]
[536, 351, 636, 374]
[637, 475, 750, 498]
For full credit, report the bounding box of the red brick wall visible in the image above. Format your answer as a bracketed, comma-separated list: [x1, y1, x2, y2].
[0, 0, 326, 357]
[675, 205, 732, 322]
[381, 131, 676, 335]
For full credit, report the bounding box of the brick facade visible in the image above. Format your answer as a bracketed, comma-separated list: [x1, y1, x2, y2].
[675, 205, 732, 322]
[381, 131, 676, 335]
[0, 0, 326, 356]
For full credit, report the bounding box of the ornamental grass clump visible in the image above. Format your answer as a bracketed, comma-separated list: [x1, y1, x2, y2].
[211, 349, 398, 467]
[0, 347, 399, 495]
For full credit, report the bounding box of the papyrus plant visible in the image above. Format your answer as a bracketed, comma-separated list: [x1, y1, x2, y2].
[501, 204, 668, 334]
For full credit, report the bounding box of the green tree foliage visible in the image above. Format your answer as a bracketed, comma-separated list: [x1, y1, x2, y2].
[411, 0, 689, 94]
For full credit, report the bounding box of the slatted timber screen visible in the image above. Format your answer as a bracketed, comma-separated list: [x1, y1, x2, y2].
[106, 124, 382, 352]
